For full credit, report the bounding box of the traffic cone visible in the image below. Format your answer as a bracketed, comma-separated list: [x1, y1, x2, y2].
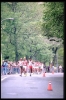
[43, 72, 45, 77]
[47, 81, 53, 91]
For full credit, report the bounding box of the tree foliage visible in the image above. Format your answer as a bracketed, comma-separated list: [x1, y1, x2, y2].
[42, 2, 64, 42]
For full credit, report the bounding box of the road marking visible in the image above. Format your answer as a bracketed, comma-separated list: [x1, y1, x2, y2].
[1, 75, 11, 81]
[1, 75, 15, 81]
[1, 77, 8, 81]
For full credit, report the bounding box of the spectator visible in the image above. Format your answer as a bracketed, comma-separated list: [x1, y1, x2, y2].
[59, 65, 62, 73]
[16, 62, 20, 74]
[2, 60, 8, 75]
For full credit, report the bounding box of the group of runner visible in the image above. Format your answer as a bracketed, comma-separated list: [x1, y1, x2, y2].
[18, 57, 33, 76]
[1, 57, 43, 76]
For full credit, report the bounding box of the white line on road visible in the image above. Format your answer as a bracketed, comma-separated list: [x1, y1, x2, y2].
[1, 77, 8, 81]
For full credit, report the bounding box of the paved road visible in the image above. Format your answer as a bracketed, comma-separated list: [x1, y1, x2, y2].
[1, 73, 64, 98]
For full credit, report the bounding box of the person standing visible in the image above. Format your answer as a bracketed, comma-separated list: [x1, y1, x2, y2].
[8, 61, 11, 74]
[16, 61, 20, 74]
[2, 60, 8, 75]
[59, 65, 62, 73]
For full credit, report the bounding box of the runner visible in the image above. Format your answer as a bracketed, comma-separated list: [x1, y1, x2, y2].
[18, 58, 23, 77]
[23, 57, 28, 76]
[28, 58, 33, 76]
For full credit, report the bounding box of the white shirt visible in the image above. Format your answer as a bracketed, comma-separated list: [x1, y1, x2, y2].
[18, 61, 23, 66]
[29, 60, 32, 66]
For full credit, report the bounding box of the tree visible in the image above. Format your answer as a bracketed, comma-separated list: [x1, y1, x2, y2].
[1, 2, 56, 64]
[1, 2, 19, 61]
[42, 2, 64, 43]
[42, 2, 64, 66]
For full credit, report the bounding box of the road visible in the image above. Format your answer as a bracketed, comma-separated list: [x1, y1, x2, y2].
[1, 73, 64, 98]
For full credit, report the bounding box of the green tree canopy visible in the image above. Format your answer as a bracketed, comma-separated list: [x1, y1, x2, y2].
[42, 2, 64, 43]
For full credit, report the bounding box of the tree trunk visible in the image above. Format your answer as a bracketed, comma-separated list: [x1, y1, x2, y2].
[52, 47, 58, 66]
[13, 26, 18, 62]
